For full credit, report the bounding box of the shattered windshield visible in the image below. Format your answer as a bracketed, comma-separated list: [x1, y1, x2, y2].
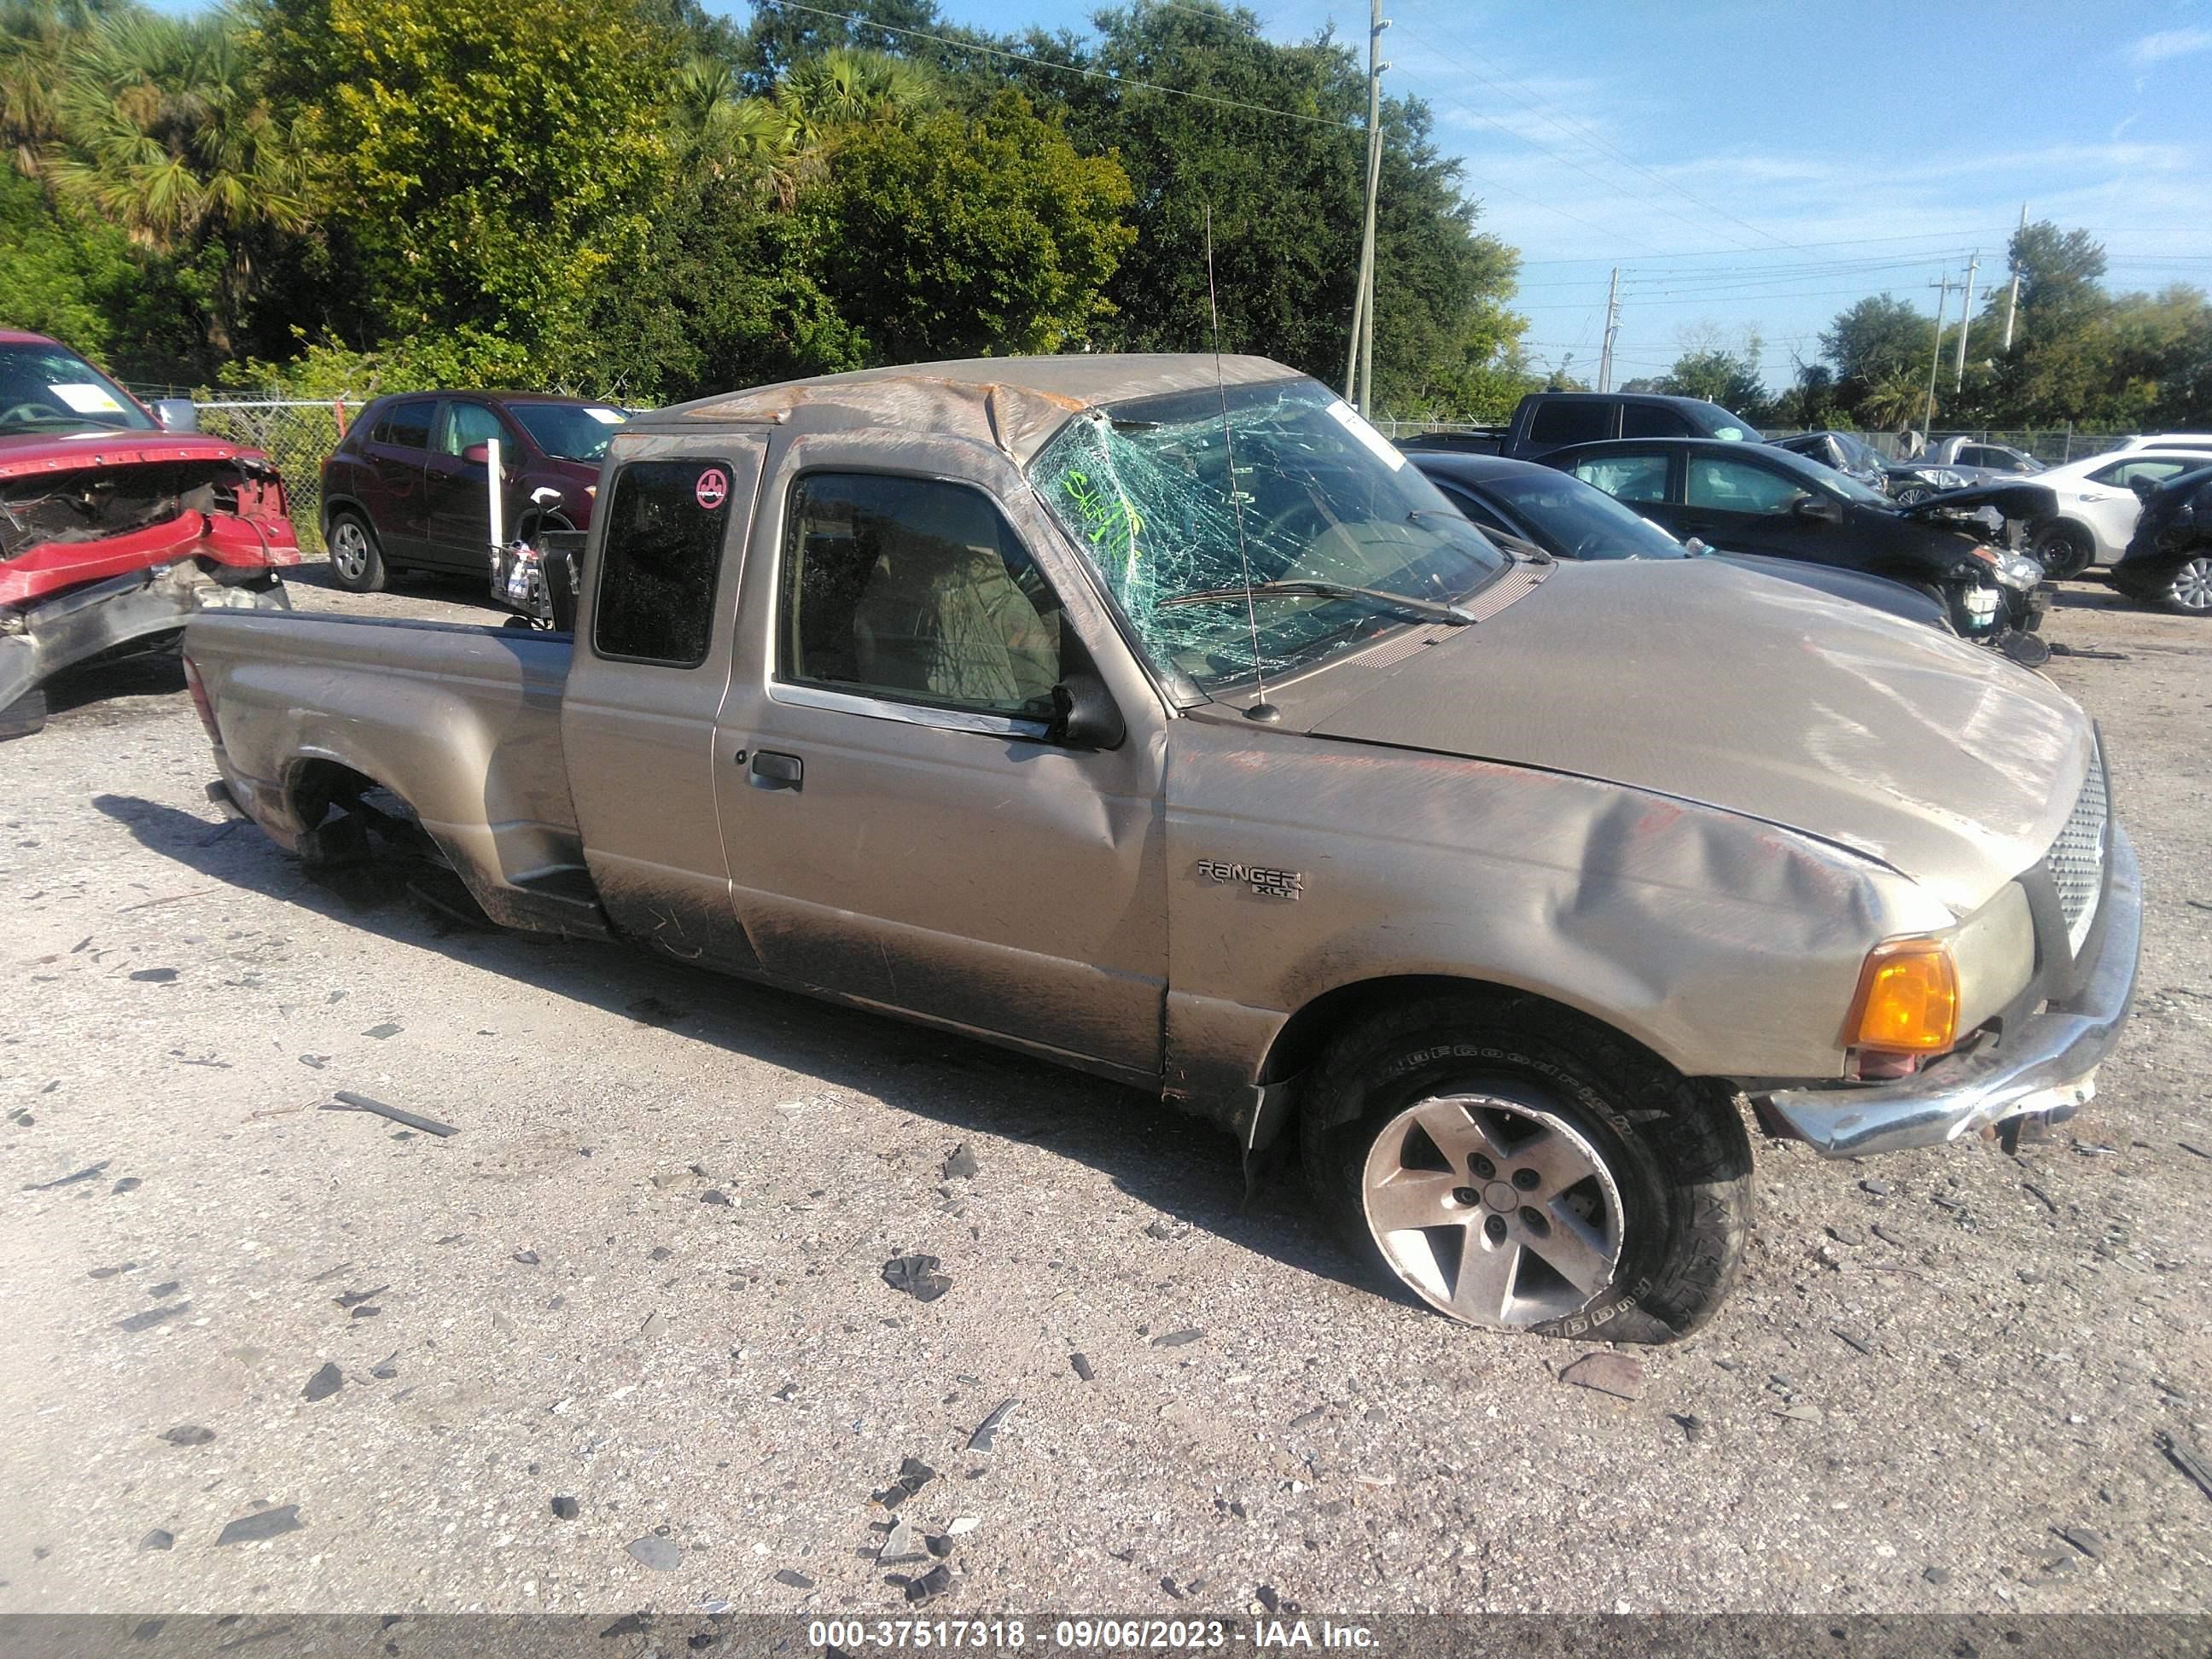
[0, 344, 155, 435]
[1028, 378, 1510, 691]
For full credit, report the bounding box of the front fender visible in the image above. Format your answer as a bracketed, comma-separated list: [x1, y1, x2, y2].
[1161, 720, 1953, 1121]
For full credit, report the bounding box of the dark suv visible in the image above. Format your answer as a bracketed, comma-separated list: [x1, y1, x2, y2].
[319, 392, 627, 592]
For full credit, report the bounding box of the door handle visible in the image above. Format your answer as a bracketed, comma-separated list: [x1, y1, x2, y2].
[426, 464, 457, 481]
[748, 750, 802, 791]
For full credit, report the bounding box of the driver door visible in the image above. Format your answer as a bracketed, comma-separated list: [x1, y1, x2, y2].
[712, 439, 1169, 1080]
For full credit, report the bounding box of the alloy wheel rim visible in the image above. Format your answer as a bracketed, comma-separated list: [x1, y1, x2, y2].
[1360, 1092, 1625, 1329]
[2171, 557, 2212, 613]
[330, 522, 368, 580]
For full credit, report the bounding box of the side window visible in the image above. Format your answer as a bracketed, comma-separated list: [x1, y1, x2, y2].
[781, 473, 1063, 720]
[1687, 457, 1805, 515]
[592, 459, 733, 666]
[1437, 483, 1516, 537]
[381, 399, 435, 451]
[1620, 404, 1691, 439]
[1528, 401, 1613, 446]
[1572, 453, 1669, 504]
[2095, 458, 2191, 487]
[436, 401, 515, 457]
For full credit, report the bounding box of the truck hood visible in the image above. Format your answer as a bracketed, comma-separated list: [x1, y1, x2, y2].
[0, 428, 268, 483]
[1279, 559, 2092, 912]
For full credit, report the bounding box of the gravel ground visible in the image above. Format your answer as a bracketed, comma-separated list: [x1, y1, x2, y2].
[1, 566, 2207, 1618]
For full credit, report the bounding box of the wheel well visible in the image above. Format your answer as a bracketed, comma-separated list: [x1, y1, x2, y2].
[322, 498, 369, 535]
[1262, 975, 1576, 1086]
[288, 758, 380, 829]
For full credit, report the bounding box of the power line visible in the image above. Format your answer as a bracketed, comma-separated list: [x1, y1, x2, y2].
[756, 0, 1365, 131]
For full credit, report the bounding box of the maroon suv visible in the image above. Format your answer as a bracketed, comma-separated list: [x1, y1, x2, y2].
[318, 392, 626, 592]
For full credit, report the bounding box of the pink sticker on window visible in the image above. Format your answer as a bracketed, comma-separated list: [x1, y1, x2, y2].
[695, 467, 729, 511]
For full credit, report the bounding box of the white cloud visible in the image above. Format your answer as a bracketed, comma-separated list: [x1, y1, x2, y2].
[2126, 28, 2212, 69]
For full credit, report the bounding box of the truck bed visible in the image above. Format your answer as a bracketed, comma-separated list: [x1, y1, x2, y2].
[183, 608, 607, 936]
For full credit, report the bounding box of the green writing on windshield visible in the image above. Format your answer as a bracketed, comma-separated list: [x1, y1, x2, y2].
[1057, 467, 1144, 583]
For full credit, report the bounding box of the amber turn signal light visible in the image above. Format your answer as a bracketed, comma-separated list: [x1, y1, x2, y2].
[1849, 939, 1959, 1054]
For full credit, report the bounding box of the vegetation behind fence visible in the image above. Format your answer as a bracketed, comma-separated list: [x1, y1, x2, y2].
[193, 400, 358, 556]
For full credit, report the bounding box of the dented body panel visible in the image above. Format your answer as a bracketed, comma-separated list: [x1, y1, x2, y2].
[185, 353, 2138, 1162]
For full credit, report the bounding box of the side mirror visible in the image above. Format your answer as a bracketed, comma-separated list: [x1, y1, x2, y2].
[1792, 492, 1844, 523]
[152, 398, 199, 434]
[1046, 671, 1125, 751]
[462, 442, 492, 466]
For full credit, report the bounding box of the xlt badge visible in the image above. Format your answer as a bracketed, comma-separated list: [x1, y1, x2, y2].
[1196, 858, 1305, 901]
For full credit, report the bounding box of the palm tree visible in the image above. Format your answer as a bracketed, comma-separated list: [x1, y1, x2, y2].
[38, 4, 306, 353]
[1862, 368, 1928, 432]
[774, 48, 930, 149]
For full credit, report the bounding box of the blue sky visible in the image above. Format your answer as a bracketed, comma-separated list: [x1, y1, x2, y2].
[884, 0, 2212, 388]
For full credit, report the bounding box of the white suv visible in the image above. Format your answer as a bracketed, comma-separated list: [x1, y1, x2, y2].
[2030, 448, 2212, 578]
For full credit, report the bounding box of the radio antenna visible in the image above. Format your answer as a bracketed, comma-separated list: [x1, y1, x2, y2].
[1205, 203, 1278, 724]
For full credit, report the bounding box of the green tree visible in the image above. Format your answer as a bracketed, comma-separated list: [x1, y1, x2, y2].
[0, 165, 137, 352]
[975, 0, 1522, 417]
[1819, 293, 1934, 422]
[1651, 341, 1769, 419]
[258, 0, 675, 375]
[795, 90, 1133, 361]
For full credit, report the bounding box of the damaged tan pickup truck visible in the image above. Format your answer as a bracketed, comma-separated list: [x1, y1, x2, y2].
[183, 356, 2141, 1343]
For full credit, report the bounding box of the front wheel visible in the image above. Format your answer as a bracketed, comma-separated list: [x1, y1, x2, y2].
[2031, 521, 2097, 581]
[1301, 994, 1753, 1343]
[1892, 483, 1936, 507]
[325, 512, 387, 594]
[2136, 554, 2212, 616]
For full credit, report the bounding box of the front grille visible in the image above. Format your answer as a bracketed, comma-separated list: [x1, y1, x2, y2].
[2050, 750, 2110, 954]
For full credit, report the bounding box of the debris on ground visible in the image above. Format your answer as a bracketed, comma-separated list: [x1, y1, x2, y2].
[215, 1505, 300, 1545]
[942, 1143, 979, 1180]
[139, 1530, 173, 1552]
[1288, 1406, 1326, 1429]
[879, 1517, 925, 1564]
[301, 1362, 343, 1402]
[1070, 1353, 1096, 1382]
[1561, 1352, 1645, 1400]
[882, 1254, 952, 1302]
[948, 1517, 980, 1536]
[968, 1398, 1020, 1452]
[1774, 1403, 1823, 1423]
[1671, 1413, 1706, 1444]
[111, 1177, 141, 1194]
[512, 1250, 539, 1266]
[773, 1569, 815, 1589]
[1150, 1328, 1204, 1348]
[873, 1458, 937, 1508]
[370, 1353, 399, 1380]
[1832, 1327, 1874, 1354]
[903, 1564, 953, 1604]
[362, 1022, 401, 1039]
[157, 1425, 215, 1447]
[21, 1161, 108, 1192]
[114, 1303, 190, 1333]
[335, 1285, 386, 1308]
[129, 969, 178, 983]
[1924, 1566, 1952, 1585]
[641, 1311, 668, 1340]
[2155, 1430, 2212, 1501]
[323, 1091, 457, 1138]
[551, 1497, 579, 1520]
[625, 1535, 679, 1571]
[2055, 1526, 2104, 1559]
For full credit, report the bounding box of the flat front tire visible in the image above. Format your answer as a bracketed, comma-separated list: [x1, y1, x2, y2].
[326, 512, 387, 594]
[1301, 994, 1753, 1343]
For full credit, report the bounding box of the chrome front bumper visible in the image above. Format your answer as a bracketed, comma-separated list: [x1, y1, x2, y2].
[1760, 825, 2141, 1159]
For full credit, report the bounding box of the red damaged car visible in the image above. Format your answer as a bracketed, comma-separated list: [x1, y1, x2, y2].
[0, 330, 299, 738]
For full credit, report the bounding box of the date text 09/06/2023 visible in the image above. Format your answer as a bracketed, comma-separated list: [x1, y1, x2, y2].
[807, 1621, 1379, 1650]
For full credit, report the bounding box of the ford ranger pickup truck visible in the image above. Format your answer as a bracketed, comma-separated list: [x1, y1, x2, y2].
[182, 355, 2141, 1343]
[1, 330, 298, 737]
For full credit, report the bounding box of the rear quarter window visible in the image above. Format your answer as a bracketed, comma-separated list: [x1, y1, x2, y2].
[591, 459, 735, 667]
[1528, 401, 1613, 446]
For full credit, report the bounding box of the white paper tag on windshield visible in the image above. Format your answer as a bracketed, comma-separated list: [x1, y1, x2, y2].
[50, 381, 125, 415]
[1324, 398, 1406, 470]
[584, 407, 624, 424]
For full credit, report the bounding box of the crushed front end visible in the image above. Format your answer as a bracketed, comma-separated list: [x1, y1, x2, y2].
[0, 443, 300, 733]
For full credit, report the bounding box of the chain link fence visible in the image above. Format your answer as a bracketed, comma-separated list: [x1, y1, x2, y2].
[190, 399, 361, 555]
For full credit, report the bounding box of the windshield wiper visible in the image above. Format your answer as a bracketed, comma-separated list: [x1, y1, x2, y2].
[1156, 580, 1477, 625]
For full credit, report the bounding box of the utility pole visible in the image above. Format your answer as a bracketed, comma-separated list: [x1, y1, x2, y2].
[2000, 202, 2027, 352]
[1953, 251, 1980, 393]
[1596, 266, 1621, 393]
[1342, 0, 1388, 410]
[1924, 271, 1956, 435]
